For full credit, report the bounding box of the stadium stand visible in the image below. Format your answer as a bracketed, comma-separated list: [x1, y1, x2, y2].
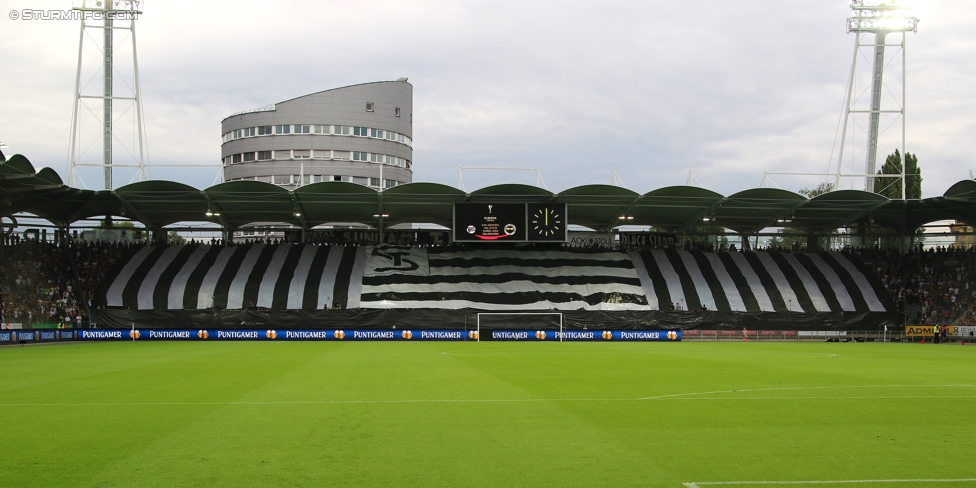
[857, 245, 976, 326]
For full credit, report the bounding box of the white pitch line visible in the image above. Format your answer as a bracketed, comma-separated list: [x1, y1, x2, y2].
[2, 394, 975, 407]
[683, 479, 976, 486]
[637, 384, 976, 400]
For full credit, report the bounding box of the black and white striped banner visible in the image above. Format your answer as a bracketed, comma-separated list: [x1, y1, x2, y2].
[359, 246, 651, 310]
[101, 244, 366, 310]
[629, 249, 891, 312]
[100, 245, 891, 313]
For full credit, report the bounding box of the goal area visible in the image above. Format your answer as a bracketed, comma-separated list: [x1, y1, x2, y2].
[475, 312, 564, 342]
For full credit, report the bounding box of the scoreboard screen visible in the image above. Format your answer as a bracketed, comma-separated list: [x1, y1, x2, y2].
[453, 203, 526, 241]
[453, 203, 567, 242]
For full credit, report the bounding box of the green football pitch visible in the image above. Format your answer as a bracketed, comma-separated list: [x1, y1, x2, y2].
[1, 341, 974, 487]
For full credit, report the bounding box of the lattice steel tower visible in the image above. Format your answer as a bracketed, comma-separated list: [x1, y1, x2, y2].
[833, 0, 918, 198]
[67, 0, 146, 189]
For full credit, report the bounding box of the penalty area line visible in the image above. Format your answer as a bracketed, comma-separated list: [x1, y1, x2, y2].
[683, 479, 976, 486]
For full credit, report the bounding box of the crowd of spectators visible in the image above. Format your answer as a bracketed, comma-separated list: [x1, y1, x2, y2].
[856, 245, 976, 326]
[0, 238, 84, 327]
[0, 236, 147, 328]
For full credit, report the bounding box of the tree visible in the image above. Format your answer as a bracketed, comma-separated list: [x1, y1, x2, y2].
[875, 149, 922, 200]
[774, 183, 835, 249]
[167, 231, 186, 245]
[798, 182, 834, 199]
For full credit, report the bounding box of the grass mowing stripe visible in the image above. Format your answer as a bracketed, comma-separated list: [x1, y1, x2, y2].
[684, 479, 976, 486]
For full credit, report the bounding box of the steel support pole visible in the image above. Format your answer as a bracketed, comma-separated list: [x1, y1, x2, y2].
[103, 15, 114, 190]
[865, 32, 887, 192]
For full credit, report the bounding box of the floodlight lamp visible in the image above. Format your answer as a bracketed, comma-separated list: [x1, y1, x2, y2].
[626, 216, 634, 220]
[618, 216, 626, 220]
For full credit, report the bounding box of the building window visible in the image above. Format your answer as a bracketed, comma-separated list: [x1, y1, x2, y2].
[353, 126, 368, 137]
[352, 151, 368, 162]
[369, 177, 380, 187]
[232, 153, 242, 164]
[293, 150, 310, 159]
[273, 175, 290, 185]
[275, 125, 290, 134]
[233, 130, 242, 139]
[366, 102, 374, 112]
[296, 125, 310, 134]
[242, 152, 255, 162]
[245, 127, 256, 137]
[397, 134, 404, 143]
[395, 107, 400, 117]
[313, 175, 325, 183]
[370, 128, 385, 138]
[258, 126, 272, 135]
[353, 176, 368, 185]
[384, 179, 398, 189]
[257, 151, 272, 160]
[333, 175, 342, 182]
[334, 125, 350, 135]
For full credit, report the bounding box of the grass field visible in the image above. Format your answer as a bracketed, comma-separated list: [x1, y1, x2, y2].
[1, 340, 974, 487]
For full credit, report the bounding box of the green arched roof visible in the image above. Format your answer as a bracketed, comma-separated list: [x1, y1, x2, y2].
[3, 154, 975, 234]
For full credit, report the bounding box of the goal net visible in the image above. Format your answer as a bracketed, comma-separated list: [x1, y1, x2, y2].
[475, 312, 564, 342]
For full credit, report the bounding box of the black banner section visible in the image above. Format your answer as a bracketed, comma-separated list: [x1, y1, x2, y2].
[96, 308, 900, 331]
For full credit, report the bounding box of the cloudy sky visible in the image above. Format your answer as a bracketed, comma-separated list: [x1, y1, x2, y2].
[1, 0, 973, 197]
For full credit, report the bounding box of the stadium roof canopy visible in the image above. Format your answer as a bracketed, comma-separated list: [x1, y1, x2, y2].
[3, 154, 976, 235]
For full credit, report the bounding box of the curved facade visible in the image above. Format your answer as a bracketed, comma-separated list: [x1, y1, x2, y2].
[221, 80, 412, 190]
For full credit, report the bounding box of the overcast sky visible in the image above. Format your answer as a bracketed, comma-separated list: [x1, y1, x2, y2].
[1, 0, 973, 197]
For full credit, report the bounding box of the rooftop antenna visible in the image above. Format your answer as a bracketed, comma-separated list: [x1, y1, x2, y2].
[67, 0, 147, 189]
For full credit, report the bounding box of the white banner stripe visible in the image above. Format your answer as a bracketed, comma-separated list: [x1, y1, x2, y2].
[677, 250, 716, 311]
[105, 246, 154, 307]
[345, 247, 367, 309]
[225, 244, 265, 310]
[167, 246, 210, 310]
[781, 253, 831, 312]
[627, 250, 659, 310]
[807, 254, 856, 311]
[703, 253, 746, 311]
[754, 252, 802, 311]
[429, 250, 633, 262]
[286, 245, 319, 309]
[359, 299, 652, 311]
[317, 246, 344, 309]
[256, 244, 292, 309]
[728, 253, 775, 311]
[196, 247, 236, 310]
[362, 281, 646, 295]
[650, 249, 685, 308]
[136, 246, 183, 310]
[829, 252, 887, 311]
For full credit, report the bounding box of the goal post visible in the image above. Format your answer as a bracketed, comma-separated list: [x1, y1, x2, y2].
[475, 312, 564, 342]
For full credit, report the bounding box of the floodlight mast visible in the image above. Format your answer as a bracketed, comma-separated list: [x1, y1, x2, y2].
[834, 0, 918, 198]
[68, 0, 146, 190]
